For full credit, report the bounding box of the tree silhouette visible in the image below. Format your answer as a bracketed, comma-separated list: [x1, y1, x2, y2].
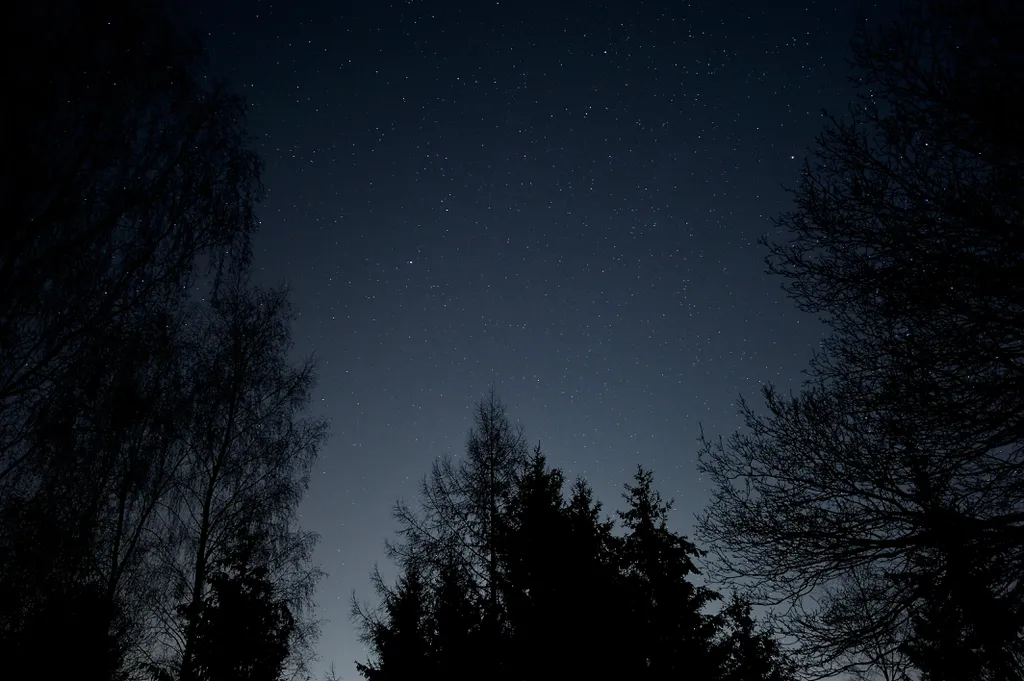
[354, 548, 483, 681]
[715, 595, 796, 681]
[1, 0, 259, 485]
[189, 529, 297, 681]
[150, 275, 327, 681]
[426, 552, 485, 681]
[0, 1, 267, 676]
[896, 546, 1023, 681]
[387, 388, 528, 671]
[352, 562, 433, 680]
[697, 0, 1024, 678]
[352, 396, 792, 681]
[561, 476, 633, 677]
[499, 452, 643, 679]
[498, 448, 577, 678]
[617, 466, 720, 679]
[1, 577, 129, 681]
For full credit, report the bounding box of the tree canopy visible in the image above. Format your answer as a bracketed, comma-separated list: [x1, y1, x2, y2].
[352, 395, 794, 681]
[0, 3, 326, 679]
[697, 1, 1024, 678]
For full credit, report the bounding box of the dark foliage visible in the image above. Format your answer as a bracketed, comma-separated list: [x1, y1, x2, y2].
[498, 448, 625, 678]
[425, 556, 485, 681]
[716, 595, 798, 681]
[0, 2, 325, 679]
[352, 396, 793, 681]
[1, 579, 128, 681]
[189, 533, 297, 681]
[382, 388, 528, 676]
[352, 563, 432, 680]
[617, 466, 722, 679]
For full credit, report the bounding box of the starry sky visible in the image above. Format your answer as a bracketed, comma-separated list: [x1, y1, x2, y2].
[181, 0, 869, 677]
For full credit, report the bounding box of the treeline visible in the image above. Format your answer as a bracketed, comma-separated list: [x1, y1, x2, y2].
[351, 392, 793, 681]
[1, 2, 326, 680]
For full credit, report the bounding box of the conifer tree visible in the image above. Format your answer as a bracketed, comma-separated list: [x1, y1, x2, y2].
[188, 530, 297, 681]
[617, 466, 720, 679]
[351, 399, 799, 681]
[563, 477, 633, 677]
[427, 551, 484, 681]
[498, 448, 573, 678]
[716, 594, 796, 681]
[388, 389, 528, 674]
[352, 562, 432, 681]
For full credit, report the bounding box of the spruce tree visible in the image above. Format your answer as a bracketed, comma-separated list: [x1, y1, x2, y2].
[499, 448, 573, 678]
[352, 562, 432, 681]
[716, 594, 796, 681]
[427, 552, 484, 681]
[617, 466, 720, 679]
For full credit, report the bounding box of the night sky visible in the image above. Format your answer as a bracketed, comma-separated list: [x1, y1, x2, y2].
[182, 1, 866, 676]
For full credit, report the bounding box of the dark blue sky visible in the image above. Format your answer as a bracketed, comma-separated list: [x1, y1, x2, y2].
[185, 0, 864, 676]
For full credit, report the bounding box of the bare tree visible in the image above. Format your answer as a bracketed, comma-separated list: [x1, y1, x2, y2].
[382, 389, 528, 669]
[0, 5, 334, 679]
[0, 0, 260, 490]
[146, 276, 327, 681]
[0, 2, 267, 675]
[697, 1, 1024, 679]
